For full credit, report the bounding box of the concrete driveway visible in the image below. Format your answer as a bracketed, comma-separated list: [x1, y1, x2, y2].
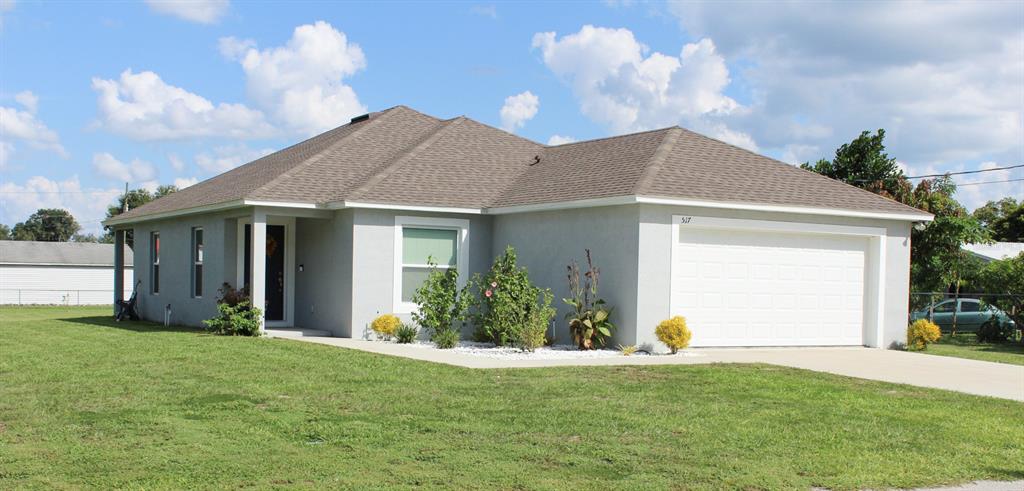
[269, 333, 1024, 401]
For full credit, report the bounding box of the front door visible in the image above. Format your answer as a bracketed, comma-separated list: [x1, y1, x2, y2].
[265, 225, 285, 321]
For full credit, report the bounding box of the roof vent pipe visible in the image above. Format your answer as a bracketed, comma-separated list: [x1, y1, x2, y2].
[530, 155, 541, 166]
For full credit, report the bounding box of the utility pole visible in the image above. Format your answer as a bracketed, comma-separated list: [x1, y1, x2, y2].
[123, 182, 128, 213]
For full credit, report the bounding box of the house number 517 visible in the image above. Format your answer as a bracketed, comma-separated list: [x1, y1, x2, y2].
[679, 216, 692, 224]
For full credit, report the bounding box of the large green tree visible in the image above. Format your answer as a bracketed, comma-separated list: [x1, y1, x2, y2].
[104, 185, 177, 245]
[0, 223, 11, 240]
[801, 129, 908, 201]
[11, 208, 81, 242]
[972, 198, 1023, 242]
[802, 130, 989, 296]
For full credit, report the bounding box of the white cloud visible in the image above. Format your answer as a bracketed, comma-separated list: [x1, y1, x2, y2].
[220, 21, 368, 136]
[499, 91, 539, 132]
[470, 4, 497, 19]
[0, 0, 15, 13]
[92, 152, 158, 184]
[145, 0, 229, 24]
[195, 144, 274, 174]
[168, 153, 185, 172]
[14, 90, 37, 113]
[0, 91, 67, 168]
[532, 25, 751, 148]
[666, 1, 1023, 166]
[91, 69, 274, 140]
[547, 134, 577, 145]
[174, 177, 199, 189]
[0, 176, 120, 234]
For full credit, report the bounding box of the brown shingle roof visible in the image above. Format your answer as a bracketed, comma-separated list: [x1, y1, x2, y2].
[108, 105, 930, 223]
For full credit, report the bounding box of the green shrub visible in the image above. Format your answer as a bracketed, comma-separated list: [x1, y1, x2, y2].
[432, 328, 459, 349]
[514, 289, 555, 352]
[564, 249, 615, 350]
[907, 319, 942, 350]
[655, 316, 692, 354]
[976, 316, 1014, 343]
[395, 323, 418, 344]
[468, 246, 552, 347]
[371, 314, 401, 341]
[412, 259, 471, 339]
[203, 301, 262, 336]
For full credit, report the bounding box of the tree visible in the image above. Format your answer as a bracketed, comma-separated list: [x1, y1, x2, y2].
[0, 223, 10, 240]
[104, 185, 178, 245]
[800, 129, 908, 201]
[973, 198, 1023, 242]
[11, 208, 81, 242]
[72, 233, 110, 243]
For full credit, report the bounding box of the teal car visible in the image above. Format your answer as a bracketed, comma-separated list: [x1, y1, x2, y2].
[910, 298, 1016, 333]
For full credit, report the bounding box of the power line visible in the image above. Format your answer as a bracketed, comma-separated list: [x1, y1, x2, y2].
[905, 164, 1024, 179]
[954, 178, 1024, 188]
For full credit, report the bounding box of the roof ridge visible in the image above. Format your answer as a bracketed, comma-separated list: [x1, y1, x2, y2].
[633, 127, 683, 195]
[346, 117, 467, 200]
[545, 126, 677, 148]
[247, 107, 399, 201]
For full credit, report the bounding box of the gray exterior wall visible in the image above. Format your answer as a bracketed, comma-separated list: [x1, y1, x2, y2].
[129, 210, 240, 327]
[491, 205, 641, 347]
[635, 203, 913, 351]
[350, 208, 493, 339]
[293, 211, 353, 337]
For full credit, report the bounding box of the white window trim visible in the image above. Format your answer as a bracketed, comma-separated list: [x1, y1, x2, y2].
[393, 216, 470, 314]
[191, 227, 203, 298]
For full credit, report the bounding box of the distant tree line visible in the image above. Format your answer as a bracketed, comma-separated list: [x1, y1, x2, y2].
[0, 185, 177, 244]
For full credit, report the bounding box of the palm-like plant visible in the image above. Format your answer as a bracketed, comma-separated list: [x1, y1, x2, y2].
[564, 249, 615, 349]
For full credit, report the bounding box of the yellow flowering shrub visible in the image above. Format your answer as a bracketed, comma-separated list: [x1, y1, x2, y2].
[906, 319, 941, 351]
[371, 314, 401, 340]
[655, 316, 692, 354]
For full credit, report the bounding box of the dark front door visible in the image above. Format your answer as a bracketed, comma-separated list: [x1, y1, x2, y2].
[265, 225, 285, 321]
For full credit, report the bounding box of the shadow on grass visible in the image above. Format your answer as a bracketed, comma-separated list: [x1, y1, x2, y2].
[64, 315, 205, 334]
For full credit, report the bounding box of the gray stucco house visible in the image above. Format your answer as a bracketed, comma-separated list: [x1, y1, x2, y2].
[104, 105, 932, 350]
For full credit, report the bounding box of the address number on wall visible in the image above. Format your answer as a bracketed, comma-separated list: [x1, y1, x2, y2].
[678, 216, 693, 224]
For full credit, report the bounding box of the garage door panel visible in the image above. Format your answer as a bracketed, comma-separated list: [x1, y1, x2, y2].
[672, 226, 868, 347]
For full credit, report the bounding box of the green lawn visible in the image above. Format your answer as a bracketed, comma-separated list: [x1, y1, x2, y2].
[1, 307, 1022, 490]
[924, 334, 1024, 366]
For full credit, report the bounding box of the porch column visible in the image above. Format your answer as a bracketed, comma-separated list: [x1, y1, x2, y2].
[113, 228, 125, 313]
[251, 208, 267, 332]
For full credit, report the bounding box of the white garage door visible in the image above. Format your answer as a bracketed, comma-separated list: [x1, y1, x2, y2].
[671, 221, 869, 347]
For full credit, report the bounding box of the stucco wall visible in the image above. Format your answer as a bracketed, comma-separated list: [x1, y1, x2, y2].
[636, 203, 913, 350]
[294, 211, 353, 337]
[129, 210, 240, 327]
[491, 205, 641, 346]
[350, 208, 493, 339]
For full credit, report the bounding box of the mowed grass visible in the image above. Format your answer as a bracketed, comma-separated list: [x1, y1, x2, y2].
[925, 334, 1024, 366]
[1, 307, 1022, 490]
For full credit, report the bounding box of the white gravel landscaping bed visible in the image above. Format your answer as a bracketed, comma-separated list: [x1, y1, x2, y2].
[399, 340, 705, 360]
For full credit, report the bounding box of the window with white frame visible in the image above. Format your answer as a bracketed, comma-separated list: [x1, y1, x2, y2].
[150, 232, 160, 294]
[191, 227, 204, 298]
[394, 216, 468, 311]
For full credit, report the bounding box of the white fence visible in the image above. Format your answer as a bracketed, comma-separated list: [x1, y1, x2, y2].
[0, 289, 130, 306]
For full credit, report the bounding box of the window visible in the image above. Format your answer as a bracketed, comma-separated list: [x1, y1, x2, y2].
[394, 216, 468, 312]
[150, 232, 160, 294]
[959, 300, 980, 313]
[933, 301, 955, 313]
[191, 227, 204, 297]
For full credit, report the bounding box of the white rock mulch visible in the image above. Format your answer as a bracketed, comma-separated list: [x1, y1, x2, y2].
[400, 340, 705, 360]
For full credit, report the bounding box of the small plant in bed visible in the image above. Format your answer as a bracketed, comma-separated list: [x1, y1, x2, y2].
[467, 246, 553, 348]
[395, 323, 418, 344]
[371, 314, 401, 341]
[564, 249, 615, 349]
[656, 316, 692, 354]
[203, 283, 262, 336]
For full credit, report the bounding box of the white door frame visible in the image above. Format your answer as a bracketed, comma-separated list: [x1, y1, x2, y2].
[669, 215, 887, 347]
[237, 213, 296, 328]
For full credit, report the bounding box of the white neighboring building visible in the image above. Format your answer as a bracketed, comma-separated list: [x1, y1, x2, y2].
[0, 240, 133, 305]
[963, 242, 1024, 263]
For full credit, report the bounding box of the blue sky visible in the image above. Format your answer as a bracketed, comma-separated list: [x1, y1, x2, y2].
[1, 0, 1021, 233]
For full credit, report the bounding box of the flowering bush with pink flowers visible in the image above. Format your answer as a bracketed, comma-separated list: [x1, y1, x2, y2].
[468, 246, 554, 347]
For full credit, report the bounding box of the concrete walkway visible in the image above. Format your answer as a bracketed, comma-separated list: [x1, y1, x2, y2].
[268, 332, 1024, 402]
